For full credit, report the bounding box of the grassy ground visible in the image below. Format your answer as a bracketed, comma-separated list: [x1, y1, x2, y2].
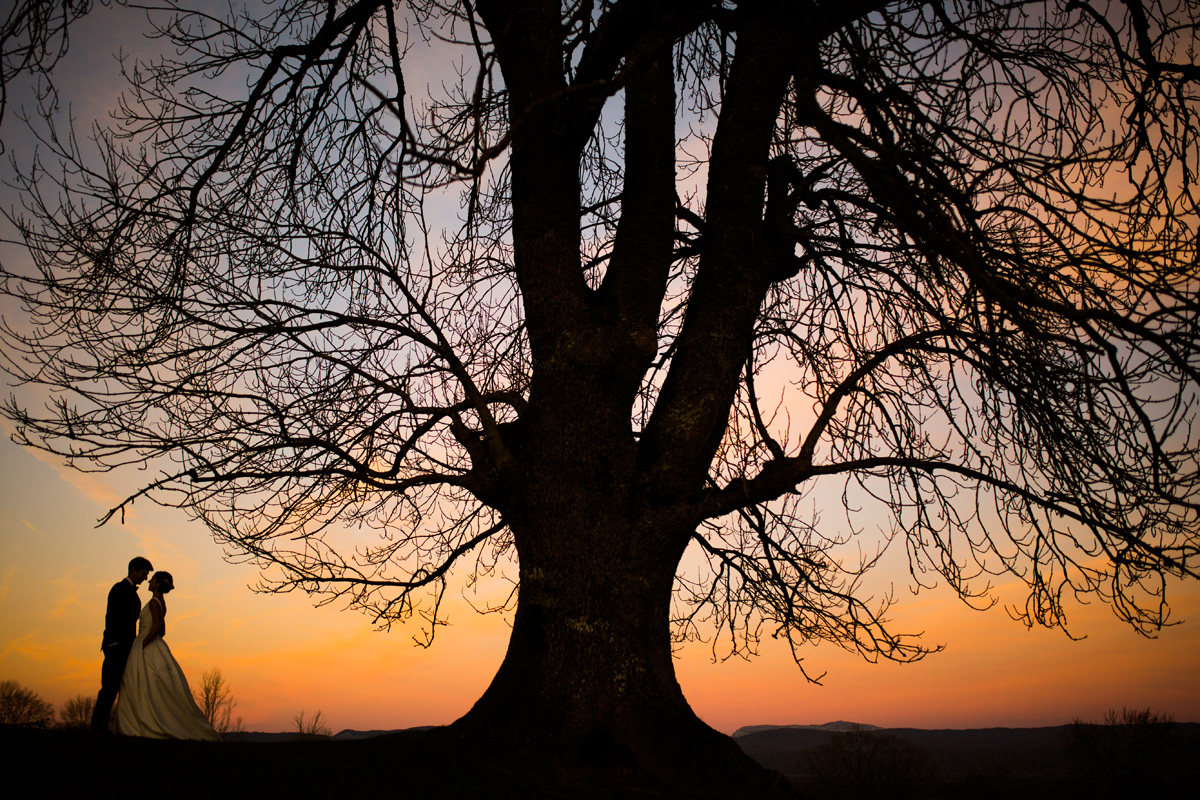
[9, 722, 1195, 798]
[3, 724, 752, 798]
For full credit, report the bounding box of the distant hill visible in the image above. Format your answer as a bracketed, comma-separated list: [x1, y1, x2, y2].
[734, 721, 1200, 789]
[221, 725, 436, 742]
[735, 724, 1072, 777]
[732, 721, 879, 737]
[333, 727, 433, 739]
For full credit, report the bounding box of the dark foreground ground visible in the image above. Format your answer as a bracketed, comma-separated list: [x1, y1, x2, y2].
[3, 724, 732, 799]
[6, 722, 1198, 798]
[737, 723, 1200, 799]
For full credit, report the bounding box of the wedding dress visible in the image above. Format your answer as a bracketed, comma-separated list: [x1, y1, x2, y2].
[115, 598, 220, 740]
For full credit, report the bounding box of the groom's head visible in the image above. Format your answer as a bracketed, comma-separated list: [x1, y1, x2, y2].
[127, 556, 153, 586]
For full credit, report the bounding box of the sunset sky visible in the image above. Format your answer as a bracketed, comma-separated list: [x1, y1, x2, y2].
[3, 431, 1197, 734]
[1, 2, 1198, 735]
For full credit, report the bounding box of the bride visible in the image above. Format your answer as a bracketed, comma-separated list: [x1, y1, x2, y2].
[115, 571, 220, 740]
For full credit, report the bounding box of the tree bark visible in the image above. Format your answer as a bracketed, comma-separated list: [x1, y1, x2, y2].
[452, 516, 793, 797]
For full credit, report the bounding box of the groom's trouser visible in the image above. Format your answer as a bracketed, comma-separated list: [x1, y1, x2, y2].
[90, 641, 131, 733]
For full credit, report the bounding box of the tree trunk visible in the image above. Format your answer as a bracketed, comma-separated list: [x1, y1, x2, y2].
[450, 517, 796, 797]
[442, 13, 797, 781]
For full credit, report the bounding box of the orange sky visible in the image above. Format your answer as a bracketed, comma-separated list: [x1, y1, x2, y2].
[2, 433, 1197, 734]
[1, 2, 1198, 736]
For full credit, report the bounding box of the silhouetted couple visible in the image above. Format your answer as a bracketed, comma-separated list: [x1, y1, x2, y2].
[90, 557, 220, 740]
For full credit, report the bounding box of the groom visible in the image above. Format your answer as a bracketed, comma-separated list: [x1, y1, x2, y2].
[90, 556, 152, 734]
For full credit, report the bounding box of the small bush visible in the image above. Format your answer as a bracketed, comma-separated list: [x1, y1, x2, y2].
[803, 726, 936, 800]
[0, 680, 55, 727]
[1063, 707, 1175, 796]
[294, 709, 331, 739]
[193, 667, 244, 735]
[57, 694, 95, 729]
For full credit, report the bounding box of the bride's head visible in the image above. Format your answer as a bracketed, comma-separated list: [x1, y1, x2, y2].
[150, 571, 174, 594]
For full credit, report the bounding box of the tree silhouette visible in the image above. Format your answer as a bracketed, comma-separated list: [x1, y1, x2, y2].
[192, 667, 243, 736]
[0, 680, 54, 727]
[293, 709, 331, 739]
[1, 0, 1198, 794]
[56, 694, 95, 730]
[1064, 707, 1179, 796]
[803, 727, 936, 800]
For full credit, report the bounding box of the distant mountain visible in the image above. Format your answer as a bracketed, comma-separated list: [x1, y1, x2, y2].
[221, 725, 436, 742]
[218, 731, 301, 743]
[333, 726, 436, 739]
[735, 722, 1200, 781]
[735, 724, 1072, 780]
[732, 721, 879, 738]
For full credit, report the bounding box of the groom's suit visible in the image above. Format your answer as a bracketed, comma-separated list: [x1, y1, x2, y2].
[90, 578, 141, 733]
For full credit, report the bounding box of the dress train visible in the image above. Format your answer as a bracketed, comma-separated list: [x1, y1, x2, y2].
[115, 598, 220, 740]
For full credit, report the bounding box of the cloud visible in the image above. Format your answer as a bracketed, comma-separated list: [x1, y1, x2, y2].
[0, 427, 125, 513]
[0, 631, 50, 663]
[45, 573, 85, 620]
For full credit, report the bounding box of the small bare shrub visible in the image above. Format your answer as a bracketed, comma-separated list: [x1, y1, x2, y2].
[0, 680, 54, 727]
[57, 694, 95, 729]
[192, 667, 244, 735]
[804, 726, 936, 800]
[294, 709, 331, 739]
[1064, 707, 1175, 795]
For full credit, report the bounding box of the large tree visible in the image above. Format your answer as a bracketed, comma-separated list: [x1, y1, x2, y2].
[2, 0, 1198, 794]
